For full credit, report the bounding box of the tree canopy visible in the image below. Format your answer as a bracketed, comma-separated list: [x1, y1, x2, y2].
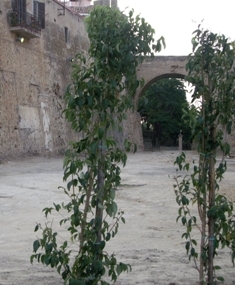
[138, 78, 191, 148]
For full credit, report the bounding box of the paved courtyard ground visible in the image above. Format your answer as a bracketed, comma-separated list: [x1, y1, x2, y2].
[0, 151, 235, 285]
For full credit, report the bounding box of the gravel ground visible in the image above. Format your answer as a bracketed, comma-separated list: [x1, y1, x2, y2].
[1, 150, 235, 285]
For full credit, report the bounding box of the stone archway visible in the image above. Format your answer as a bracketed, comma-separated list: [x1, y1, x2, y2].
[121, 55, 235, 153]
[122, 56, 189, 151]
[136, 72, 186, 106]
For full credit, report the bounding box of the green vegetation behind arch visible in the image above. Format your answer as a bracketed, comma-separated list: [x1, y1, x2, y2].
[138, 78, 191, 149]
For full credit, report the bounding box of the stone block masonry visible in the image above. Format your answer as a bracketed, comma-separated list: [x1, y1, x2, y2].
[0, 0, 90, 158]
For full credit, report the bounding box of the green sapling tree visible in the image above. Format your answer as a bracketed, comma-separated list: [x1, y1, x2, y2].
[174, 25, 235, 285]
[31, 6, 165, 285]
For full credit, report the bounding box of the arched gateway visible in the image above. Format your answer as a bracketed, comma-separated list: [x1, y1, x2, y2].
[122, 56, 188, 151]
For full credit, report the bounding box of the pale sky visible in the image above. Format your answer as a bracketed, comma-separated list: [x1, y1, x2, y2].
[93, 0, 235, 56]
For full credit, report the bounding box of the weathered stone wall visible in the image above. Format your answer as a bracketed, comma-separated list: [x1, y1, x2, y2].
[0, 0, 90, 158]
[122, 109, 144, 151]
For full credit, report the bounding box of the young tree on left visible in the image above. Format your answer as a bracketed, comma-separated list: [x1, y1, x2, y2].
[31, 6, 165, 285]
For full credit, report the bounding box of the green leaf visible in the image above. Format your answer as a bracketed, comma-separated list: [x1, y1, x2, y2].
[112, 201, 118, 215]
[190, 247, 195, 256]
[46, 243, 53, 253]
[110, 189, 115, 200]
[216, 276, 224, 282]
[185, 241, 190, 253]
[33, 240, 40, 253]
[106, 232, 111, 241]
[182, 216, 187, 225]
[30, 254, 36, 264]
[116, 264, 122, 275]
[182, 195, 189, 205]
[106, 204, 112, 217]
[53, 203, 61, 212]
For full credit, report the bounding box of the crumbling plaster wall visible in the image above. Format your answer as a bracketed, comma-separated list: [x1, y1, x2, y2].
[0, 0, 90, 158]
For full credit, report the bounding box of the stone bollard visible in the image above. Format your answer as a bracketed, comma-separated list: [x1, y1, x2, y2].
[179, 130, 183, 151]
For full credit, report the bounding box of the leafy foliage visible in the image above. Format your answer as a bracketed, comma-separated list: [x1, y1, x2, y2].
[31, 6, 165, 284]
[138, 78, 191, 147]
[174, 25, 235, 284]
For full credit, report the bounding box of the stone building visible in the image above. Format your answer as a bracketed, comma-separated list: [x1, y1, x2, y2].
[0, 0, 145, 159]
[4, 1, 231, 157]
[0, 0, 90, 158]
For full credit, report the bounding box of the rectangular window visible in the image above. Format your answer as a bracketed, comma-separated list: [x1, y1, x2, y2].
[65, 27, 68, 43]
[33, 1, 45, 29]
[33, 1, 38, 18]
[11, 0, 26, 23]
[12, 0, 26, 12]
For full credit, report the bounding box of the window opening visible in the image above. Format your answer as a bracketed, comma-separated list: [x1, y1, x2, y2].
[65, 27, 68, 43]
[33, 1, 45, 29]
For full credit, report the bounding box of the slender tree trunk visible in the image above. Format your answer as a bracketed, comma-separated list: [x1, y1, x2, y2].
[199, 154, 207, 285]
[199, 209, 206, 284]
[80, 171, 93, 249]
[95, 140, 105, 245]
[152, 123, 161, 150]
[199, 91, 206, 285]
[96, 167, 104, 243]
[207, 125, 216, 284]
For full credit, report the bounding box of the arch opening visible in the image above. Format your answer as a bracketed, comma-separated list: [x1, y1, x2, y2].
[136, 73, 194, 151]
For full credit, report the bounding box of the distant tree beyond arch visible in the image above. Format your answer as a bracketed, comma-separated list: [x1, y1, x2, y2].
[138, 77, 191, 149]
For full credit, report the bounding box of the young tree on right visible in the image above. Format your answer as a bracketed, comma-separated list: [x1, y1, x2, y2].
[174, 25, 235, 285]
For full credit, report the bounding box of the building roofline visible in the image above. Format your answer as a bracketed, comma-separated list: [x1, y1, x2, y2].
[52, 0, 92, 18]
